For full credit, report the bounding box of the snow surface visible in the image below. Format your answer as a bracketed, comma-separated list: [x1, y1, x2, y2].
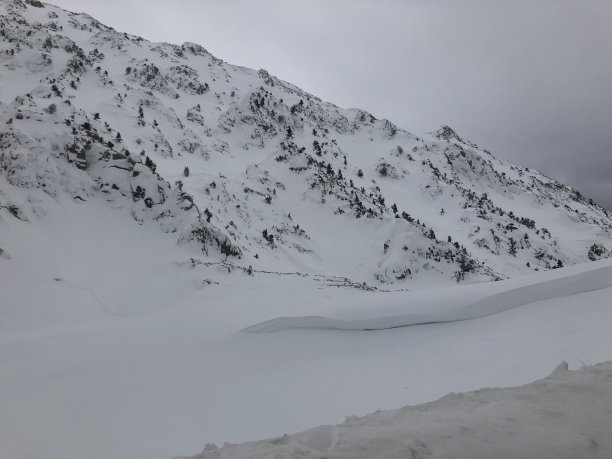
[2, 202, 612, 459]
[180, 361, 612, 459]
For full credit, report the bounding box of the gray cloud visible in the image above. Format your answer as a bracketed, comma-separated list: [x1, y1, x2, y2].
[52, 0, 612, 209]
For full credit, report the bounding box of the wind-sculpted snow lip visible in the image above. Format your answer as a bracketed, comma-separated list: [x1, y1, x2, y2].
[244, 264, 612, 332]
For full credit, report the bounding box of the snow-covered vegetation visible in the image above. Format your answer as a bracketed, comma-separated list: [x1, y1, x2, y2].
[1, 1, 611, 459]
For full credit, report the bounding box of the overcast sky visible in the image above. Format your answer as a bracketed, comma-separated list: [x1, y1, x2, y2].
[52, 0, 612, 209]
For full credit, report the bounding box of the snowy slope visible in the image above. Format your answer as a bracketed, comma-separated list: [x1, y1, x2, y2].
[179, 361, 612, 459]
[2, 207, 612, 459]
[1, 0, 611, 287]
[2, 2, 612, 459]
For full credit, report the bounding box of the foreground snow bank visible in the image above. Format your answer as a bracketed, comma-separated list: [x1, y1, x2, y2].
[245, 263, 612, 332]
[180, 361, 612, 459]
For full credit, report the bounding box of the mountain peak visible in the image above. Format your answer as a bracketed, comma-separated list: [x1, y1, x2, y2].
[182, 41, 211, 57]
[434, 125, 463, 142]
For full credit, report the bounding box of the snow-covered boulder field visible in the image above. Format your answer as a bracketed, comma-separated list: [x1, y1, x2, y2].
[180, 361, 612, 459]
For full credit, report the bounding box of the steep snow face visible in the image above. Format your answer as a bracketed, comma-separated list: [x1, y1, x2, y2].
[181, 361, 612, 459]
[1, 0, 611, 285]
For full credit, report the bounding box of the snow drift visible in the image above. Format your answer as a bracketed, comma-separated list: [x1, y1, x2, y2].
[245, 262, 612, 332]
[180, 361, 612, 459]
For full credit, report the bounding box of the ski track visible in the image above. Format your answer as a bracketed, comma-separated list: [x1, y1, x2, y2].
[4, 278, 140, 318]
[244, 265, 612, 332]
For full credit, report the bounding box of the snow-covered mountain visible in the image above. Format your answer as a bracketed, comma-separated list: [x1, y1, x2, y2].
[3, 3, 612, 459]
[1, 0, 611, 288]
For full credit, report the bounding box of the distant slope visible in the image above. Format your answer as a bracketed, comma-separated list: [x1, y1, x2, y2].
[179, 361, 612, 459]
[1, 0, 611, 286]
